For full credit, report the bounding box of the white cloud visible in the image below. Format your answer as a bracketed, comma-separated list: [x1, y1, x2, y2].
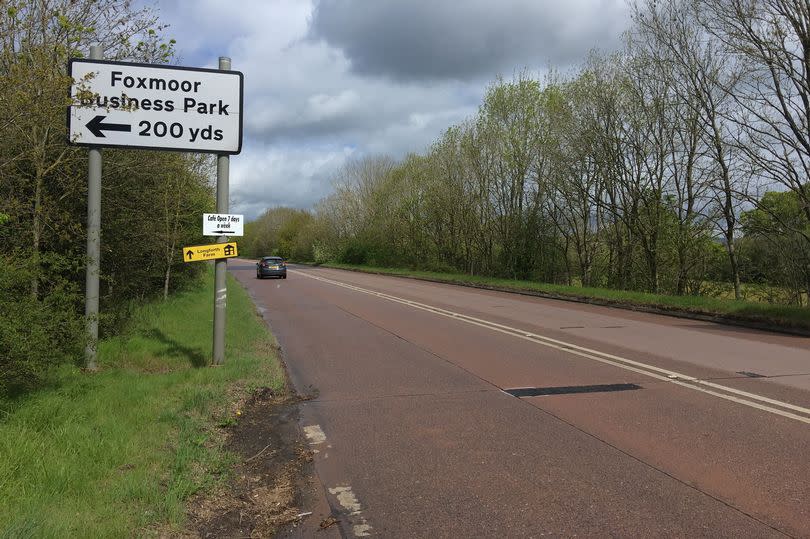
[230, 144, 355, 219]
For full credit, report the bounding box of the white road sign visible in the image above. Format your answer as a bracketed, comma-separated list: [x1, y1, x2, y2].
[68, 59, 243, 153]
[203, 213, 244, 236]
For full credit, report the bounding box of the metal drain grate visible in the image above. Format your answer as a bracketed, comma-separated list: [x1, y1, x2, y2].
[736, 371, 766, 378]
[504, 383, 642, 398]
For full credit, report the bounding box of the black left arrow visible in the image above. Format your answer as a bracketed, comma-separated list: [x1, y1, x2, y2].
[86, 115, 131, 138]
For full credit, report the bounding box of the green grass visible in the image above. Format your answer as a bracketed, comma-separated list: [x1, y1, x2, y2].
[0, 270, 283, 538]
[323, 263, 810, 331]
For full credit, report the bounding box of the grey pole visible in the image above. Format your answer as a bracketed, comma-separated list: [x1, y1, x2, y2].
[84, 44, 103, 371]
[212, 56, 231, 365]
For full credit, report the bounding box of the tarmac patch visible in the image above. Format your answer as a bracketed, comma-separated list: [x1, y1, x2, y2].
[504, 383, 642, 398]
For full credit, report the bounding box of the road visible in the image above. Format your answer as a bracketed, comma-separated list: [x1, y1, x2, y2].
[230, 261, 810, 538]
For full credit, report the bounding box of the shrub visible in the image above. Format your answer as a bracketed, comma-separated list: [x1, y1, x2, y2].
[0, 258, 84, 397]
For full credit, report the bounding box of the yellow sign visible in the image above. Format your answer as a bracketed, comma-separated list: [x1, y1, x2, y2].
[182, 242, 238, 263]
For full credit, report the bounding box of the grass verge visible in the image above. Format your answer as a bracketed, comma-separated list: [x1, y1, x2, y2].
[0, 269, 283, 538]
[323, 263, 810, 333]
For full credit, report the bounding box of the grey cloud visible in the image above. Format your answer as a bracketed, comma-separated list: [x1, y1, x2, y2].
[240, 62, 482, 144]
[309, 0, 629, 81]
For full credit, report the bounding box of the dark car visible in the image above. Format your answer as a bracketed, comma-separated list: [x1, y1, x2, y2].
[256, 256, 287, 279]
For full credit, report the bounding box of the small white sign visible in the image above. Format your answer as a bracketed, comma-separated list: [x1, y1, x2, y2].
[68, 59, 243, 154]
[203, 213, 244, 236]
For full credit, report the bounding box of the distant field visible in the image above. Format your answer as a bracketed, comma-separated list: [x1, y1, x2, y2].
[0, 270, 283, 537]
[322, 263, 810, 333]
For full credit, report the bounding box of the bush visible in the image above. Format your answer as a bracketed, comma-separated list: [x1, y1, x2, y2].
[339, 241, 371, 265]
[0, 258, 84, 397]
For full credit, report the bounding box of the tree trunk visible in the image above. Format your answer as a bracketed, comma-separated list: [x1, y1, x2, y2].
[163, 241, 176, 300]
[676, 238, 688, 296]
[31, 167, 43, 299]
[645, 247, 659, 294]
[726, 232, 742, 300]
[163, 263, 171, 301]
[676, 271, 686, 296]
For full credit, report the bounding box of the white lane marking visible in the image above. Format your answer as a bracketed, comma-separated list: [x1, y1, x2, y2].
[303, 424, 327, 445]
[328, 485, 372, 536]
[292, 269, 810, 424]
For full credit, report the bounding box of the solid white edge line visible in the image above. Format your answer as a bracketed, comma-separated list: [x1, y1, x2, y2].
[292, 269, 810, 424]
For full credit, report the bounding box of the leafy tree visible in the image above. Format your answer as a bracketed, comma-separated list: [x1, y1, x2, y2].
[0, 0, 214, 394]
[741, 190, 810, 304]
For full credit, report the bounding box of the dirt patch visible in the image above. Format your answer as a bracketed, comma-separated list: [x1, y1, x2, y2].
[186, 387, 316, 538]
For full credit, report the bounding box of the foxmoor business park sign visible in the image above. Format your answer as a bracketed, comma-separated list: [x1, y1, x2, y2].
[68, 59, 243, 153]
[68, 51, 244, 369]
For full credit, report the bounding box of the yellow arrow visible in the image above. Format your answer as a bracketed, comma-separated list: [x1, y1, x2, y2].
[182, 242, 238, 263]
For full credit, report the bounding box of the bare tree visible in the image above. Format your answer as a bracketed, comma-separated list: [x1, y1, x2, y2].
[699, 0, 810, 241]
[633, 0, 745, 297]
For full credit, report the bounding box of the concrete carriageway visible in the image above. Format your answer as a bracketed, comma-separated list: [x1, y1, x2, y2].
[230, 261, 810, 538]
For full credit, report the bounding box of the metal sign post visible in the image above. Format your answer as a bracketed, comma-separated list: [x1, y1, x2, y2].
[212, 56, 231, 366]
[84, 45, 103, 371]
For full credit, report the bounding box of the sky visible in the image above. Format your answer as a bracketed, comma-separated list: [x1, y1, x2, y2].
[146, 0, 631, 220]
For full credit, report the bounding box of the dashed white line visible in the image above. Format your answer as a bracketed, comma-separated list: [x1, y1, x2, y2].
[328, 485, 372, 536]
[303, 424, 327, 445]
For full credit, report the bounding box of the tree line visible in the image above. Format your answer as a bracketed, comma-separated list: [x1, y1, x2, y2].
[1, 0, 214, 396]
[246, 0, 810, 308]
